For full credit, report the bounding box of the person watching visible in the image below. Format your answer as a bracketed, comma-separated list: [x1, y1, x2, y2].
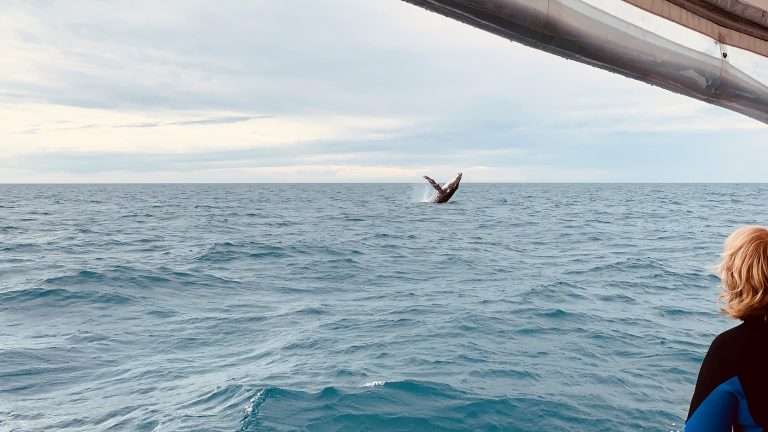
[687, 225, 768, 431]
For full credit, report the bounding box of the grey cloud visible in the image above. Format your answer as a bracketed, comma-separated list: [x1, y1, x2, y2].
[33, 115, 272, 133]
[174, 116, 270, 126]
[113, 115, 272, 128]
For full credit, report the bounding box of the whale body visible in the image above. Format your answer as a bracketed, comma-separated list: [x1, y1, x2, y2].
[424, 173, 462, 203]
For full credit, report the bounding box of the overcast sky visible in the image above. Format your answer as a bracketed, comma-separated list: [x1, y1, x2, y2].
[2, 0, 767, 183]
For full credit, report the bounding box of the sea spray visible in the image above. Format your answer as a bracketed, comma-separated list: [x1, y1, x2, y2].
[409, 182, 434, 202]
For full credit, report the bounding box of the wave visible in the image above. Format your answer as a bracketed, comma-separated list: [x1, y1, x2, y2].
[0, 287, 134, 307]
[239, 380, 504, 431]
[234, 379, 662, 431]
[197, 242, 290, 263]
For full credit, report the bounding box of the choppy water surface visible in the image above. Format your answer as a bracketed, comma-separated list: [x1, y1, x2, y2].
[2, 184, 767, 431]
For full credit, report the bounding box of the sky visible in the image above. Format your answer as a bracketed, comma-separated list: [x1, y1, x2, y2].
[1, 0, 767, 183]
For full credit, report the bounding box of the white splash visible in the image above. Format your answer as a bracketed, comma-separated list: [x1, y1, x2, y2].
[410, 183, 434, 203]
[362, 380, 387, 387]
[244, 389, 266, 416]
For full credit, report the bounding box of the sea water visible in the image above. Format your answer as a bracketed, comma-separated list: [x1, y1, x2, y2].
[2, 183, 766, 431]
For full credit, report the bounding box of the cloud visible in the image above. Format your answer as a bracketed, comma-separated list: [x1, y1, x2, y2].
[19, 115, 272, 133]
[0, 0, 691, 116]
[0, 102, 414, 157]
[113, 115, 271, 129]
[0, 163, 609, 184]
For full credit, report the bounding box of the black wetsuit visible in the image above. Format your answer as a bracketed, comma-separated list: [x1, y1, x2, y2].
[687, 318, 768, 431]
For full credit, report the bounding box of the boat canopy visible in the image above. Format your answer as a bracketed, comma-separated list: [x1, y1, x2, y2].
[401, 0, 768, 124]
[628, 0, 768, 57]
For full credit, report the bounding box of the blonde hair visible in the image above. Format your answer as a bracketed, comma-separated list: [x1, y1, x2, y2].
[718, 225, 768, 320]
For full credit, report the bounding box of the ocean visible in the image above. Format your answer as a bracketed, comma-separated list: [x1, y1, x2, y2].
[2, 183, 765, 431]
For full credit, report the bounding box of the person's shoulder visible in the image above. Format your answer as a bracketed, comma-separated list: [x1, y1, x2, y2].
[709, 321, 749, 352]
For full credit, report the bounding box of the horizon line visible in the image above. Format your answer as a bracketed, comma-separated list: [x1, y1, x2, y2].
[2, 182, 767, 185]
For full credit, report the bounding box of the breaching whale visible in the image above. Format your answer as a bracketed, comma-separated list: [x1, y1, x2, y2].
[423, 173, 462, 203]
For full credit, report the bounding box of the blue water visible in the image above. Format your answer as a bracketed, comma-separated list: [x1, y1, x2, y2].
[2, 183, 766, 431]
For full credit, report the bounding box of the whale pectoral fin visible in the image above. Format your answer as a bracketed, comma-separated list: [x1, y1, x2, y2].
[423, 176, 445, 193]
